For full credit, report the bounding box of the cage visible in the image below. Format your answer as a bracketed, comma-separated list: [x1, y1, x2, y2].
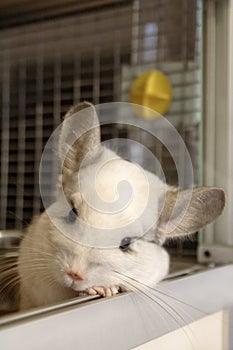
[0, 0, 204, 316]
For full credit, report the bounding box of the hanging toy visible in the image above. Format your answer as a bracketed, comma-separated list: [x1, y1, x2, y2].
[130, 70, 172, 119]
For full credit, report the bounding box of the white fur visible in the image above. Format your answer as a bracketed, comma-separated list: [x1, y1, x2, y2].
[18, 103, 225, 310]
[18, 148, 170, 310]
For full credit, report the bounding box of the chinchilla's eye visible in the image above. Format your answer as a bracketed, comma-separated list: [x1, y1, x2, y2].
[67, 207, 78, 223]
[119, 237, 132, 252]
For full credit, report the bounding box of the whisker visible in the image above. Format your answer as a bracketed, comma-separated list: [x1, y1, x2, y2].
[0, 275, 20, 297]
[116, 277, 170, 332]
[153, 286, 208, 317]
[116, 269, 207, 318]
[115, 271, 196, 349]
[116, 273, 188, 327]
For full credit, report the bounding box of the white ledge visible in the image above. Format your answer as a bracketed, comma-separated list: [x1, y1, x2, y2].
[1, 265, 233, 350]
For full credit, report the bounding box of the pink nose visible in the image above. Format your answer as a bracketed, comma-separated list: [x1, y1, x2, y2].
[67, 270, 84, 281]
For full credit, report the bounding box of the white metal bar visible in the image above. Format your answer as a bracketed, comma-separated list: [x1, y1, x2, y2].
[0, 48, 10, 229]
[200, 0, 216, 245]
[199, 0, 233, 260]
[73, 52, 81, 104]
[113, 40, 121, 101]
[226, 0, 233, 245]
[131, 0, 140, 65]
[53, 49, 61, 126]
[93, 47, 100, 104]
[15, 58, 26, 230]
[33, 45, 44, 216]
[214, 0, 230, 245]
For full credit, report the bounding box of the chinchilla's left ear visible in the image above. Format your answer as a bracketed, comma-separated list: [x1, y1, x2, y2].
[59, 102, 101, 177]
[156, 187, 225, 242]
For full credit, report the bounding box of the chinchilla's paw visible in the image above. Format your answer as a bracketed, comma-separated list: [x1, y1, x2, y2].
[78, 286, 120, 297]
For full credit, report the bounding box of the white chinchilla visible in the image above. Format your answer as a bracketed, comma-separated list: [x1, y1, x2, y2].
[17, 102, 225, 310]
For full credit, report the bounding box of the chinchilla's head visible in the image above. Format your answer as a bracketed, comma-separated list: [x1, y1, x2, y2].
[45, 102, 225, 293]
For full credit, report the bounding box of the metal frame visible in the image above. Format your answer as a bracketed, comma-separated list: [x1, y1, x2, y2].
[198, 0, 233, 262]
[1, 265, 233, 349]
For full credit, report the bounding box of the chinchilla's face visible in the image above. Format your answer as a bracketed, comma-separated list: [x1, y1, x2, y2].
[16, 102, 226, 312]
[49, 216, 170, 293]
[48, 144, 170, 292]
[46, 102, 225, 293]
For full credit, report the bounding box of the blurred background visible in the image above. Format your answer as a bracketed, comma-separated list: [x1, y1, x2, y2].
[0, 0, 202, 260]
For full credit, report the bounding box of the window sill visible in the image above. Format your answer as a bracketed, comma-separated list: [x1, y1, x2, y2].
[1, 265, 233, 350]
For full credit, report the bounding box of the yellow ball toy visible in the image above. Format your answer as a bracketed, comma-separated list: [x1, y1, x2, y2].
[130, 70, 172, 119]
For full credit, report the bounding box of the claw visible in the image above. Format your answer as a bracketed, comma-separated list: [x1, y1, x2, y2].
[78, 286, 120, 297]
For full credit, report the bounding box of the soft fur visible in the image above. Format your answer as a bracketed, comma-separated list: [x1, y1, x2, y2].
[18, 102, 225, 310]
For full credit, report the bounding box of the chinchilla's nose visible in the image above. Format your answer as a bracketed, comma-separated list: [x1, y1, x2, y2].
[67, 269, 84, 281]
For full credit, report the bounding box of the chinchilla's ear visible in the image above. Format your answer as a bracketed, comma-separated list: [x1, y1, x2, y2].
[59, 102, 101, 177]
[156, 187, 225, 243]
